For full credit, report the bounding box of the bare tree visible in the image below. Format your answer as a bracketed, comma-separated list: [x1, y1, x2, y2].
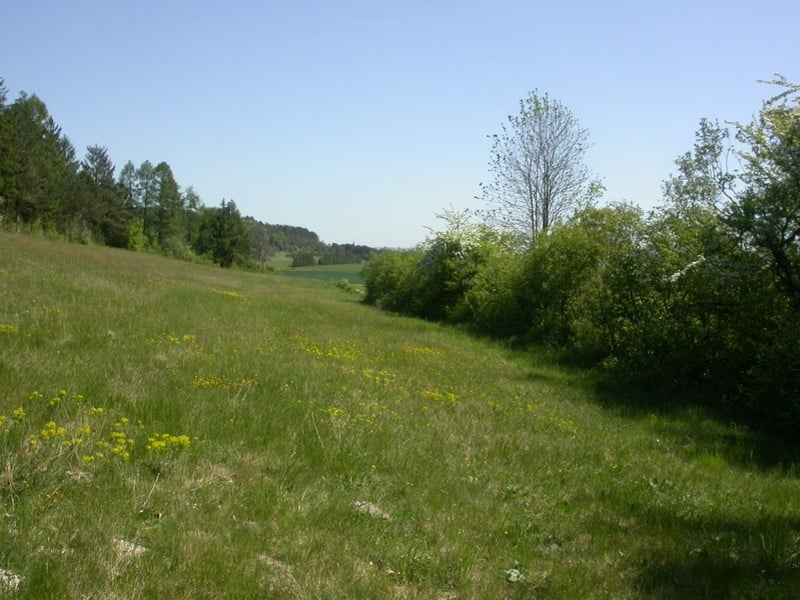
[481, 91, 601, 240]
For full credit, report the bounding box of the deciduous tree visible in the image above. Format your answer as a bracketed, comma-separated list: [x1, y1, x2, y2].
[481, 91, 601, 240]
[726, 76, 800, 308]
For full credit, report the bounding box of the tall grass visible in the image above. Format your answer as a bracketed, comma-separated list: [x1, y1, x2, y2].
[1, 232, 799, 598]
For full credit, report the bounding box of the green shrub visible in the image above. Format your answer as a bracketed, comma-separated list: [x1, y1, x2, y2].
[126, 219, 146, 251]
[362, 248, 422, 312]
[160, 236, 196, 261]
[363, 211, 504, 322]
[461, 243, 527, 338]
[334, 278, 360, 294]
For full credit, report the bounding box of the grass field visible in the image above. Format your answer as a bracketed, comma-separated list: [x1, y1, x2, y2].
[1, 232, 800, 598]
[281, 262, 365, 285]
[264, 252, 366, 285]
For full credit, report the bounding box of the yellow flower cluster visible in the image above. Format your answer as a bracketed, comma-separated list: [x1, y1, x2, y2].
[3, 388, 198, 483]
[82, 419, 135, 463]
[107, 418, 135, 460]
[28, 412, 145, 463]
[488, 396, 578, 434]
[534, 412, 577, 433]
[325, 406, 348, 429]
[403, 346, 444, 356]
[213, 289, 245, 300]
[358, 368, 396, 385]
[292, 334, 362, 362]
[0, 323, 19, 334]
[48, 389, 68, 407]
[352, 400, 390, 433]
[420, 389, 459, 405]
[145, 433, 191, 453]
[0, 407, 25, 432]
[39, 421, 67, 440]
[27, 418, 86, 453]
[192, 375, 261, 390]
[324, 399, 393, 434]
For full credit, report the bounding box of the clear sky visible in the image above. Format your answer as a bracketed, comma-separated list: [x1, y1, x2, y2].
[2, 1, 797, 247]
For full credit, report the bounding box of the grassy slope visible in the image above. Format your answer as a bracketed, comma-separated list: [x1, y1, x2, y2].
[1, 232, 799, 598]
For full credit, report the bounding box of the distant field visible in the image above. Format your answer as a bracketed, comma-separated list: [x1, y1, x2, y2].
[264, 252, 366, 284]
[2, 232, 799, 598]
[281, 261, 365, 284]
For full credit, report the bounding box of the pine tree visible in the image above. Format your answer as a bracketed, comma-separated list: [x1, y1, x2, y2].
[211, 199, 250, 268]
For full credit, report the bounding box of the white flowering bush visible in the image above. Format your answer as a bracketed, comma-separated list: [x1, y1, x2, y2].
[364, 210, 509, 321]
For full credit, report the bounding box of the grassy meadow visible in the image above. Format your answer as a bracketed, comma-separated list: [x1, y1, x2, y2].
[281, 262, 365, 285]
[264, 252, 365, 285]
[2, 232, 800, 598]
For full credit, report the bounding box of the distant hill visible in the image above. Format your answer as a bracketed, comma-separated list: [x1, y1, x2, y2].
[244, 217, 376, 266]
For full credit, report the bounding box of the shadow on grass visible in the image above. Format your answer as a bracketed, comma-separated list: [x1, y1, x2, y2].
[504, 346, 800, 595]
[591, 371, 800, 474]
[507, 344, 800, 474]
[618, 500, 800, 599]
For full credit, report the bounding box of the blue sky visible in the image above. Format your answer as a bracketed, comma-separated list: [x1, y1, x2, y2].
[2, 1, 797, 247]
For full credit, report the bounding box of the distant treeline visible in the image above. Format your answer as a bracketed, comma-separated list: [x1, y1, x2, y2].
[0, 77, 375, 268]
[243, 218, 375, 267]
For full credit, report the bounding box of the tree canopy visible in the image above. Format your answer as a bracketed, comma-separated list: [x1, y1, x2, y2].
[481, 91, 602, 240]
